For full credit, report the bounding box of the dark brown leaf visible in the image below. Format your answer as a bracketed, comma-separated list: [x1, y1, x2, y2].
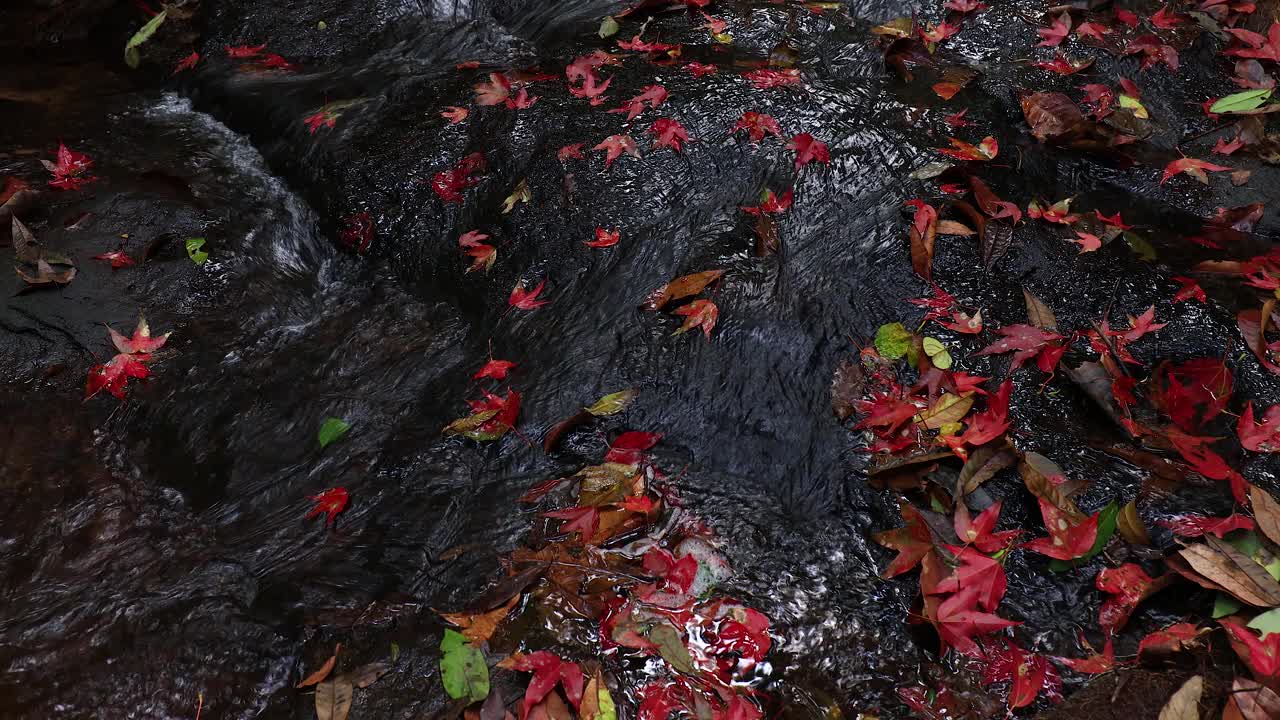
[642, 270, 724, 310]
[1019, 452, 1084, 518]
[831, 358, 865, 420]
[346, 662, 392, 689]
[543, 410, 591, 453]
[981, 221, 1013, 271]
[754, 213, 779, 257]
[467, 564, 547, 612]
[1117, 499, 1151, 545]
[1250, 484, 1280, 546]
[958, 445, 1017, 494]
[1021, 92, 1086, 142]
[1022, 289, 1058, 331]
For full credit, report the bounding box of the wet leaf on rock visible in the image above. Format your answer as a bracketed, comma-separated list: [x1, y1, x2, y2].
[440, 629, 489, 703]
[124, 9, 167, 68]
[958, 444, 1017, 494]
[1157, 675, 1202, 720]
[831, 358, 865, 420]
[314, 674, 354, 720]
[318, 417, 350, 448]
[643, 270, 723, 310]
[1117, 499, 1151, 545]
[298, 643, 341, 688]
[647, 622, 695, 674]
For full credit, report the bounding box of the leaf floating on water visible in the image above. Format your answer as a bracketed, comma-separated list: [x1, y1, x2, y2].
[643, 270, 723, 310]
[586, 389, 637, 417]
[438, 595, 518, 644]
[318, 417, 350, 448]
[647, 622, 695, 673]
[124, 9, 167, 68]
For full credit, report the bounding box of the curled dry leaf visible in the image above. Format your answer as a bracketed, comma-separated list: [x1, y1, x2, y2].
[1021, 92, 1085, 142]
[297, 643, 342, 687]
[1116, 499, 1151, 545]
[1249, 484, 1280, 546]
[642, 270, 723, 310]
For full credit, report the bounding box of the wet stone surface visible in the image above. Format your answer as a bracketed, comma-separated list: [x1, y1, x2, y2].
[2, 0, 1280, 718]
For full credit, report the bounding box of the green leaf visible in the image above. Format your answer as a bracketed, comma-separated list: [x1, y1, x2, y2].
[318, 417, 350, 448]
[1117, 93, 1148, 119]
[875, 322, 912, 360]
[1210, 88, 1274, 114]
[1248, 607, 1280, 637]
[1122, 231, 1157, 262]
[585, 389, 637, 416]
[647, 622, 695, 674]
[439, 629, 489, 702]
[390, 642, 400, 663]
[595, 683, 618, 720]
[1225, 531, 1280, 580]
[1212, 593, 1241, 618]
[124, 10, 168, 69]
[1050, 502, 1119, 571]
[922, 337, 946, 357]
[185, 237, 209, 265]
[598, 16, 619, 38]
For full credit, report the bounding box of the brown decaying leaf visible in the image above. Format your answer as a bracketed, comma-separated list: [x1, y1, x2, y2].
[1022, 288, 1058, 331]
[831, 358, 865, 420]
[958, 444, 1017, 494]
[1157, 675, 1202, 720]
[531, 690, 573, 720]
[346, 662, 391, 689]
[1021, 92, 1085, 142]
[980, 221, 1013, 271]
[1019, 452, 1084, 518]
[936, 219, 975, 236]
[643, 270, 723, 310]
[467, 563, 548, 612]
[909, 206, 937, 282]
[1250, 484, 1280, 546]
[1231, 676, 1280, 720]
[1117, 499, 1151, 545]
[1177, 538, 1280, 606]
[439, 595, 520, 644]
[580, 670, 609, 720]
[297, 643, 341, 687]
[315, 675, 354, 720]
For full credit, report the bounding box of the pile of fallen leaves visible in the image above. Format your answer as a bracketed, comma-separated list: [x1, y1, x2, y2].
[433, 388, 772, 720]
[841, 1, 1280, 716]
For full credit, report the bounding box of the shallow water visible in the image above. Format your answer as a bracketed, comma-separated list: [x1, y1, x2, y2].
[3, 1, 1280, 718]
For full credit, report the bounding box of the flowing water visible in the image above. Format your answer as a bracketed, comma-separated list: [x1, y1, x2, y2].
[3, 0, 1280, 718]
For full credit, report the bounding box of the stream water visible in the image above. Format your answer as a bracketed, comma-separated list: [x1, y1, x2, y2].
[3, 0, 1280, 718]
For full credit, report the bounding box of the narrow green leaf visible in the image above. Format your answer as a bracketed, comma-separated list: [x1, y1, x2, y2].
[1210, 88, 1273, 114]
[185, 237, 208, 265]
[318, 417, 351, 448]
[585, 389, 637, 416]
[124, 10, 168, 69]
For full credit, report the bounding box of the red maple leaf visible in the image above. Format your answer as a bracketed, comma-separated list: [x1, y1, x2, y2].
[605, 431, 663, 465]
[510, 651, 585, 720]
[936, 136, 998, 161]
[930, 584, 1020, 656]
[928, 545, 1008, 611]
[225, 43, 267, 58]
[85, 353, 151, 400]
[1172, 276, 1206, 303]
[1033, 54, 1093, 75]
[648, 118, 690, 153]
[609, 84, 668, 121]
[1225, 23, 1280, 63]
[306, 487, 349, 527]
[909, 284, 957, 322]
[686, 62, 718, 77]
[742, 68, 802, 89]
[1152, 5, 1185, 28]
[732, 112, 782, 143]
[505, 87, 538, 110]
[458, 230, 496, 272]
[981, 640, 1062, 709]
[953, 501, 1021, 553]
[1239, 402, 1280, 452]
[1037, 14, 1072, 46]
[558, 143, 585, 162]
[473, 348, 515, 380]
[43, 142, 97, 190]
[304, 111, 336, 134]
[1124, 34, 1179, 71]
[1071, 232, 1101, 253]
[474, 72, 512, 106]
[1021, 499, 1099, 561]
[945, 0, 987, 12]
[740, 189, 793, 216]
[1161, 157, 1231, 184]
[919, 22, 962, 43]
[466, 389, 521, 434]
[673, 299, 719, 339]
[509, 279, 549, 310]
[642, 548, 697, 593]
[1096, 563, 1157, 634]
[258, 54, 297, 71]
[1156, 513, 1254, 538]
[568, 72, 613, 105]
[616, 33, 677, 53]
[542, 506, 601, 541]
[109, 314, 171, 354]
[873, 500, 934, 577]
[1075, 21, 1109, 41]
[855, 392, 921, 435]
[93, 248, 135, 270]
[172, 51, 200, 75]
[973, 325, 1064, 370]
[431, 152, 487, 203]
[593, 134, 639, 169]
[441, 106, 469, 124]
[945, 108, 974, 127]
[786, 133, 830, 169]
[969, 176, 1022, 224]
[585, 227, 620, 248]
